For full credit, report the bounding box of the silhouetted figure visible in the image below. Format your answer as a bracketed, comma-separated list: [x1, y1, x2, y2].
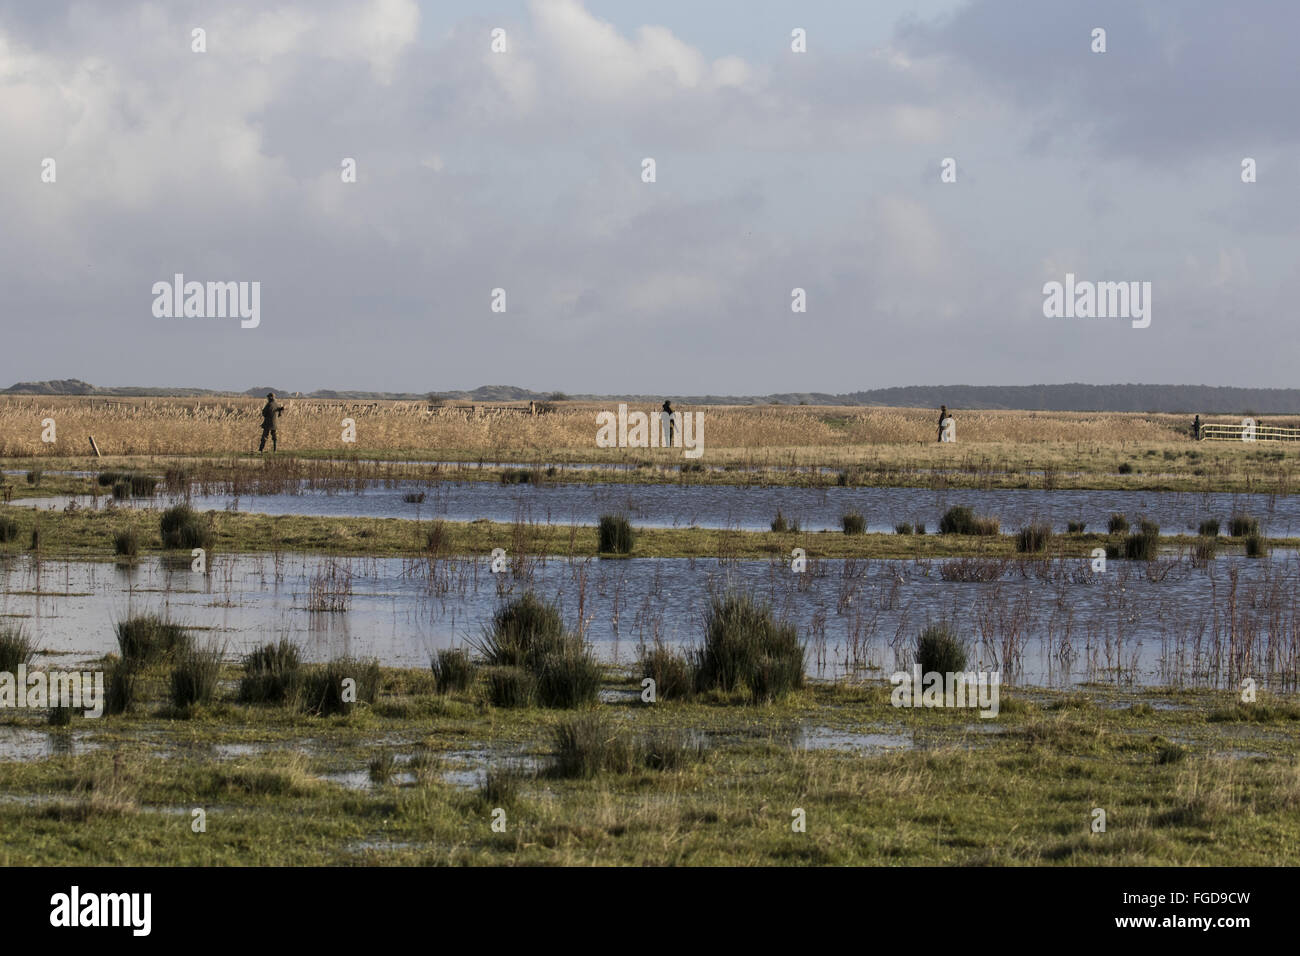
[1192, 415, 1201, 440]
[937, 405, 948, 443]
[258, 392, 284, 451]
[661, 400, 675, 447]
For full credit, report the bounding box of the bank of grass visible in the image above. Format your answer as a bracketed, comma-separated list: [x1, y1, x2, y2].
[0, 670, 1296, 865]
[10, 503, 1296, 561]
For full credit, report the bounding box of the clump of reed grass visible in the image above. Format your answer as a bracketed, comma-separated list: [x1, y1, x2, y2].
[112, 529, 139, 558]
[25, 469, 42, 486]
[105, 659, 139, 716]
[169, 644, 223, 708]
[841, 511, 866, 535]
[770, 510, 799, 533]
[598, 513, 634, 554]
[1245, 533, 1269, 558]
[1117, 462, 1134, 474]
[1066, 521, 1086, 533]
[478, 763, 528, 807]
[114, 614, 191, 667]
[1198, 518, 1220, 537]
[641, 728, 708, 771]
[938, 505, 998, 535]
[475, 592, 567, 667]
[500, 468, 535, 484]
[1229, 513, 1260, 537]
[49, 704, 74, 727]
[1108, 513, 1130, 534]
[403, 491, 426, 503]
[551, 713, 640, 778]
[0, 516, 18, 543]
[534, 643, 602, 708]
[160, 504, 214, 549]
[299, 657, 381, 716]
[368, 750, 397, 785]
[693, 591, 805, 703]
[430, 647, 475, 694]
[475, 593, 600, 708]
[916, 624, 966, 674]
[0, 624, 38, 672]
[1015, 523, 1052, 553]
[894, 522, 913, 535]
[639, 643, 695, 701]
[238, 639, 303, 705]
[550, 713, 708, 779]
[424, 520, 446, 552]
[1137, 518, 1160, 537]
[485, 666, 537, 708]
[1122, 529, 1159, 561]
[1192, 537, 1217, 563]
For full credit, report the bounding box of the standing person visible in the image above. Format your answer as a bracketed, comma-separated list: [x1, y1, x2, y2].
[937, 405, 948, 443]
[661, 400, 676, 447]
[258, 392, 284, 452]
[1192, 415, 1201, 440]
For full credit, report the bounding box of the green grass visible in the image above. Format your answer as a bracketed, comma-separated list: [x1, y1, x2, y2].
[694, 591, 805, 703]
[916, 625, 966, 674]
[160, 504, 215, 550]
[597, 513, 634, 554]
[939, 506, 999, 536]
[430, 648, 475, 694]
[0, 665, 1295, 865]
[239, 639, 303, 705]
[170, 644, 224, 708]
[115, 615, 191, 667]
[0, 624, 38, 672]
[841, 512, 866, 535]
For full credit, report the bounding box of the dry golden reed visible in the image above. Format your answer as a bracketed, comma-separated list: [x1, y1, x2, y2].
[0, 395, 1205, 460]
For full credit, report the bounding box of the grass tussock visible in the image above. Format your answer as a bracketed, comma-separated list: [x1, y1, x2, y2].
[915, 625, 967, 674]
[597, 513, 634, 554]
[112, 528, 139, 558]
[160, 504, 214, 550]
[939, 506, 998, 535]
[693, 591, 805, 703]
[430, 647, 475, 694]
[475, 592, 600, 708]
[550, 713, 707, 779]
[0, 624, 38, 672]
[300, 658, 381, 716]
[114, 614, 191, 667]
[1015, 523, 1052, 553]
[1228, 513, 1260, 537]
[169, 644, 224, 709]
[639, 643, 696, 701]
[238, 639, 303, 705]
[841, 512, 866, 535]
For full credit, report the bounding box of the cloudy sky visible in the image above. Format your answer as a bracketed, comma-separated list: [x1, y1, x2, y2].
[1, 0, 1296, 394]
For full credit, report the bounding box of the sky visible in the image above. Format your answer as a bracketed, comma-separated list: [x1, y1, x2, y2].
[1, 0, 1297, 394]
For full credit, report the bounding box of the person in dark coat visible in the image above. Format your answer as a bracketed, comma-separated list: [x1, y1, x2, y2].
[937, 405, 948, 443]
[661, 400, 676, 447]
[258, 392, 284, 451]
[1192, 415, 1201, 440]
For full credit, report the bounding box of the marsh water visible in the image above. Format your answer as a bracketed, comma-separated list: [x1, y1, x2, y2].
[14, 479, 1300, 535]
[3, 551, 1296, 690]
